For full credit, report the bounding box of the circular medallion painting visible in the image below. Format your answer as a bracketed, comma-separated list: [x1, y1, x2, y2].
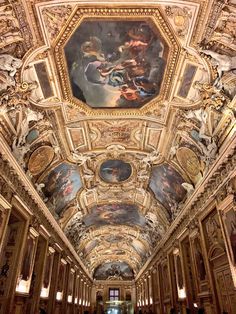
[99, 159, 132, 183]
[28, 146, 54, 175]
[176, 147, 201, 177]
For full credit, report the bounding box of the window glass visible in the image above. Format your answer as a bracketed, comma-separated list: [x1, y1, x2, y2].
[109, 289, 119, 301]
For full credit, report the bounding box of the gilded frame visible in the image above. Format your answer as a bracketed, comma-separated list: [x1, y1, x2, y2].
[54, 6, 180, 116]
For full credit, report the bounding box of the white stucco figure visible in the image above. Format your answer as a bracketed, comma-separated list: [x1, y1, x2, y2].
[12, 138, 30, 168]
[0, 54, 22, 77]
[201, 49, 236, 86]
[17, 108, 43, 146]
[185, 108, 212, 143]
[181, 182, 195, 196]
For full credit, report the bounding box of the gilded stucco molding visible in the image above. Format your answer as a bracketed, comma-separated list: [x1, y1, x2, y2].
[53, 6, 181, 116]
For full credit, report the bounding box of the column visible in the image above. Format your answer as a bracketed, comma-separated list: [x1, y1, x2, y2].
[60, 258, 69, 313]
[26, 225, 50, 313]
[74, 273, 79, 313]
[0, 194, 11, 253]
[47, 245, 62, 313]
[150, 269, 156, 313]
[145, 276, 149, 310]
[91, 284, 96, 313]
[157, 263, 164, 314]
[148, 272, 153, 310]
[0, 201, 30, 313]
[79, 277, 84, 314]
[141, 281, 145, 309]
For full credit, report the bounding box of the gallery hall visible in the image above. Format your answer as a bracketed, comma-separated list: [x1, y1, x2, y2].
[0, 0, 236, 313]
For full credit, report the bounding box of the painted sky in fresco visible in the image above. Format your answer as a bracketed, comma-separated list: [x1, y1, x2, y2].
[83, 203, 146, 227]
[99, 159, 132, 183]
[94, 261, 134, 280]
[149, 163, 186, 214]
[43, 162, 82, 216]
[65, 20, 167, 108]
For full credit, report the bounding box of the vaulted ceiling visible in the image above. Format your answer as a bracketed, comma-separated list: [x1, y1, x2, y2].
[0, 0, 235, 281]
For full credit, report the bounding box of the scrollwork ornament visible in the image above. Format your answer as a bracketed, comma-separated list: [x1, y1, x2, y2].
[187, 217, 199, 233]
[216, 187, 227, 203]
[30, 216, 40, 231]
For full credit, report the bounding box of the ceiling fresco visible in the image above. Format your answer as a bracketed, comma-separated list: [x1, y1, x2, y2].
[93, 262, 134, 280]
[0, 0, 236, 279]
[99, 159, 132, 183]
[149, 163, 187, 218]
[83, 204, 146, 228]
[42, 162, 82, 218]
[64, 19, 168, 108]
[55, 6, 180, 114]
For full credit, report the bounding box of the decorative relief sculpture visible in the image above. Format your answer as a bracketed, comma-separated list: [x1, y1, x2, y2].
[185, 107, 212, 142]
[9, 106, 44, 169]
[137, 169, 150, 186]
[70, 151, 97, 188]
[138, 150, 163, 168]
[88, 120, 141, 149]
[106, 145, 126, 159]
[169, 144, 179, 160]
[12, 139, 30, 168]
[35, 183, 47, 200]
[178, 73, 235, 178]
[71, 152, 96, 166]
[0, 0, 235, 288]
[0, 54, 22, 78]
[0, 82, 34, 109]
[42, 5, 73, 42]
[165, 6, 192, 38]
[200, 49, 236, 88]
[198, 138, 218, 167]
[64, 210, 86, 251]
[183, 106, 219, 169]
[0, 5, 23, 50]
[16, 108, 44, 146]
[0, 54, 22, 92]
[205, 215, 223, 247]
[181, 182, 195, 196]
[144, 211, 166, 244]
[212, 4, 236, 49]
[135, 150, 164, 192]
[193, 81, 230, 110]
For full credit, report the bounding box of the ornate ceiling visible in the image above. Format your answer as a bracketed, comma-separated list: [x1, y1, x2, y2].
[0, 0, 235, 280]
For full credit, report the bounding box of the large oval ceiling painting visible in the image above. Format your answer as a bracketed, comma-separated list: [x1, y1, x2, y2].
[64, 19, 168, 108]
[99, 159, 132, 183]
